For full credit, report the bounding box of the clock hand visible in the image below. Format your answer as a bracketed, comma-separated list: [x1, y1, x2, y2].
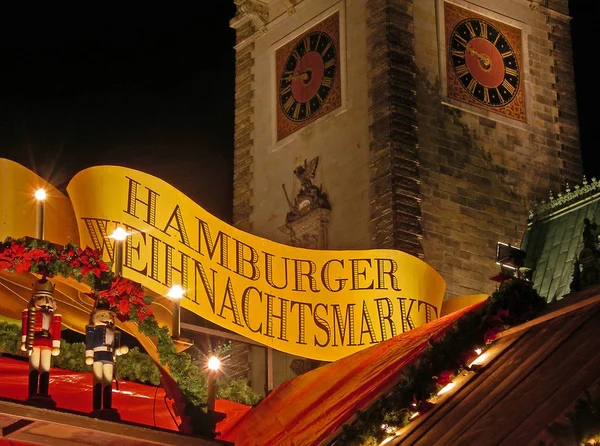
[282, 71, 310, 82]
[466, 46, 492, 70]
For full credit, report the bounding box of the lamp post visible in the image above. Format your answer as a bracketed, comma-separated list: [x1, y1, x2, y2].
[34, 189, 46, 240]
[109, 228, 128, 277]
[167, 285, 185, 339]
[206, 355, 221, 412]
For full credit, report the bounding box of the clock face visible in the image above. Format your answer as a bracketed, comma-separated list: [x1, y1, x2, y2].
[449, 18, 520, 107]
[444, 3, 526, 122]
[275, 12, 341, 141]
[279, 32, 337, 122]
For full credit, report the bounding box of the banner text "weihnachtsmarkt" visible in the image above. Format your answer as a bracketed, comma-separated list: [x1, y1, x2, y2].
[67, 166, 445, 361]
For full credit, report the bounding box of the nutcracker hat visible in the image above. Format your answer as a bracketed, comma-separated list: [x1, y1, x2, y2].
[29, 279, 57, 312]
[32, 278, 55, 296]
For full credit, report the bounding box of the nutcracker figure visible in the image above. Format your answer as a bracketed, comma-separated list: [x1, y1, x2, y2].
[85, 300, 129, 414]
[20, 278, 62, 403]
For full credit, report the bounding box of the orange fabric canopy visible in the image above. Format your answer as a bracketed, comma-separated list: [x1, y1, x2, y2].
[217, 302, 484, 446]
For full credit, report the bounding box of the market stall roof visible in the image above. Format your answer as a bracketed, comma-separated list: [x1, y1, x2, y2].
[393, 294, 600, 445]
[0, 355, 241, 446]
[217, 302, 484, 445]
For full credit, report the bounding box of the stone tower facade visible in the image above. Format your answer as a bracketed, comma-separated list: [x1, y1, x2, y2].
[231, 0, 581, 298]
[230, 0, 581, 389]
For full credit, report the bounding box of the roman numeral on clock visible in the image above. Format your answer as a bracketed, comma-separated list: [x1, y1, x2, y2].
[322, 76, 333, 88]
[501, 50, 514, 59]
[502, 79, 516, 95]
[467, 78, 478, 94]
[479, 21, 488, 38]
[455, 64, 469, 78]
[505, 67, 518, 77]
[451, 49, 465, 58]
[284, 96, 295, 112]
[465, 22, 476, 38]
[454, 34, 468, 48]
[280, 84, 292, 95]
[324, 58, 335, 69]
[293, 103, 301, 120]
[321, 42, 332, 56]
[304, 36, 312, 53]
[495, 87, 506, 104]
[483, 87, 490, 104]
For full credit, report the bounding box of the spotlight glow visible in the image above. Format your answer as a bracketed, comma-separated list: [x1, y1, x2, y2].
[34, 189, 47, 201]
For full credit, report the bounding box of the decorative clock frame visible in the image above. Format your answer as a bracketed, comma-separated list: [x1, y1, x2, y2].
[275, 12, 342, 141]
[444, 2, 526, 122]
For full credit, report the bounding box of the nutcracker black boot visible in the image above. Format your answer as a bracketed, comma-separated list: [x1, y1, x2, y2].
[93, 383, 102, 411]
[28, 370, 38, 398]
[39, 372, 50, 396]
[103, 384, 112, 410]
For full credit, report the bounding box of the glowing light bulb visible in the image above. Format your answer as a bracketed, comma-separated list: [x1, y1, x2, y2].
[207, 356, 221, 371]
[35, 189, 47, 201]
[475, 348, 482, 355]
[167, 285, 185, 299]
[110, 227, 129, 241]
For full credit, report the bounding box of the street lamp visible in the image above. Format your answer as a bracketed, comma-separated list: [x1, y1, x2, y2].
[109, 228, 128, 276]
[206, 355, 221, 412]
[167, 285, 185, 339]
[34, 189, 46, 240]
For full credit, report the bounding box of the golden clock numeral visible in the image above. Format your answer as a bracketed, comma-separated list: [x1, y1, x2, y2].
[321, 42, 332, 56]
[505, 67, 519, 77]
[467, 78, 478, 94]
[322, 76, 333, 88]
[493, 33, 501, 46]
[495, 87, 506, 104]
[324, 58, 335, 69]
[315, 34, 322, 52]
[479, 21, 488, 38]
[465, 22, 476, 38]
[501, 50, 514, 59]
[284, 96, 295, 113]
[306, 101, 312, 116]
[483, 87, 490, 104]
[292, 50, 302, 62]
[455, 64, 469, 78]
[316, 92, 324, 104]
[304, 36, 312, 53]
[293, 103, 302, 120]
[451, 49, 465, 58]
[280, 84, 292, 95]
[502, 79, 516, 95]
[454, 34, 468, 48]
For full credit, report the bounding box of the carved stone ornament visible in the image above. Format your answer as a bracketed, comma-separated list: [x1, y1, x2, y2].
[234, 0, 269, 32]
[282, 156, 331, 224]
[570, 218, 600, 293]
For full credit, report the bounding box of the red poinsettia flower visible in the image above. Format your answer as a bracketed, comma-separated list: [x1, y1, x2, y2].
[436, 370, 454, 386]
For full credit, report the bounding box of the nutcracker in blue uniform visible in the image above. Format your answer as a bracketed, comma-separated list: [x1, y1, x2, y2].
[85, 300, 129, 412]
[20, 279, 62, 402]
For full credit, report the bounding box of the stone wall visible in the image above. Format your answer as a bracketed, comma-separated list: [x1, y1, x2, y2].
[411, 0, 582, 298]
[367, 0, 424, 258]
[232, 21, 256, 233]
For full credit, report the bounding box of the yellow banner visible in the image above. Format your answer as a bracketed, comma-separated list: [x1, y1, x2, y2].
[66, 166, 445, 361]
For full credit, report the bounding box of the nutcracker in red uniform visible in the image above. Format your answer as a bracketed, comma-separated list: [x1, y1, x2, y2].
[20, 279, 62, 402]
[85, 300, 129, 414]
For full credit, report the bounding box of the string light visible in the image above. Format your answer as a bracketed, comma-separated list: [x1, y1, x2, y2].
[437, 382, 456, 396]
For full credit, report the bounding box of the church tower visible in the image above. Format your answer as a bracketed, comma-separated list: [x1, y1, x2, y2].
[230, 0, 581, 389]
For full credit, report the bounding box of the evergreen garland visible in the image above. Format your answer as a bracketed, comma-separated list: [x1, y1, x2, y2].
[0, 321, 259, 405]
[0, 237, 260, 418]
[337, 279, 547, 445]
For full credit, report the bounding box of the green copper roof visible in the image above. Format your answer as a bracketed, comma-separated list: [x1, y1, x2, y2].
[523, 179, 600, 302]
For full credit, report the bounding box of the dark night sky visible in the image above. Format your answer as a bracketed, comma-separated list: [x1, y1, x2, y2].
[0, 3, 595, 223]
